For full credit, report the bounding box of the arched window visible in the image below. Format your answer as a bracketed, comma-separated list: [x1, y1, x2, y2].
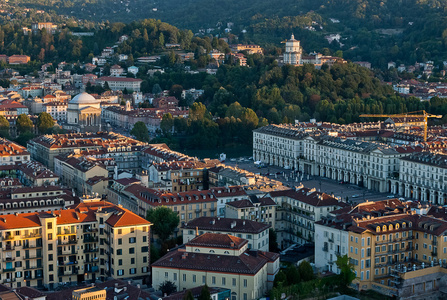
[382, 225, 387, 232]
[376, 227, 381, 232]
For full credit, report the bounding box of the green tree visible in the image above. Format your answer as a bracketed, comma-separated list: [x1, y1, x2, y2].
[198, 285, 211, 300]
[16, 114, 33, 134]
[15, 131, 34, 147]
[160, 113, 174, 136]
[269, 229, 279, 252]
[159, 280, 176, 296]
[169, 84, 183, 100]
[298, 260, 314, 281]
[183, 290, 194, 300]
[273, 270, 287, 287]
[0, 115, 9, 138]
[285, 265, 300, 285]
[130, 121, 150, 142]
[152, 83, 162, 96]
[335, 254, 356, 291]
[37, 112, 55, 134]
[146, 206, 180, 242]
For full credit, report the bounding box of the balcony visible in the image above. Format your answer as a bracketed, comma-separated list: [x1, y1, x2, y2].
[3, 245, 15, 251]
[84, 236, 98, 243]
[24, 265, 43, 270]
[3, 267, 15, 272]
[57, 261, 77, 266]
[84, 248, 99, 254]
[2, 257, 15, 262]
[58, 239, 78, 245]
[210, 207, 216, 212]
[83, 228, 98, 233]
[432, 240, 438, 246]
[195, 208, 202, 213]
[23, 232, 41, 239]
[23, 242, 43, 249]
[57, 250, 78, 256]
[23, 254, 42, 260]
[57, 229, 76, 236]
[2, 235, 14, 241]
[2, 278, 16, 284]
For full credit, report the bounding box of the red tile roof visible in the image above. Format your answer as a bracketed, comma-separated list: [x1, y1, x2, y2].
[187, 232, 247, 249]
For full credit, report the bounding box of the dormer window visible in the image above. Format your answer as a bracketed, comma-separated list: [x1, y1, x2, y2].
[389, 224, 393, 231]
[382, 225, 387, 232]
[402, 222, 406, 228]
[376, 226, 380, 232]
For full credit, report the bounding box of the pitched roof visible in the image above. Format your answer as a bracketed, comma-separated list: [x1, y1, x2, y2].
[187, 232, 248, 249]
[269, 187, 347, 207]
[152, 247, 278, 275]
[182, 217, 270, 234]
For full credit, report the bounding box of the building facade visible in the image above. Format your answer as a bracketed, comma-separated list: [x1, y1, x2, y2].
[0, 197, 151, 289]
[152, 233, 279, 300]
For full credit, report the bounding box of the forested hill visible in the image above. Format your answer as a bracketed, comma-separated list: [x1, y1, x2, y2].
[10, 0, 447, 67]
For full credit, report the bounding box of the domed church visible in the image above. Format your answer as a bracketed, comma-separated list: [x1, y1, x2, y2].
[66, 92, 102, 132]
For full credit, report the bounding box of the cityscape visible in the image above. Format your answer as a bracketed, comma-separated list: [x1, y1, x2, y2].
[0, 1, 446, 300]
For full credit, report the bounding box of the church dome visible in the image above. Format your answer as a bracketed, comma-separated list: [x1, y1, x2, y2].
[69, 92, 98, 104]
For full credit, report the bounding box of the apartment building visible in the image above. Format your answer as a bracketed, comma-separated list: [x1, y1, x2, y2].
[8, 55, 30, 65]
[148, 159, 221, 192]
[225, 195, 276, 228]
[0, 139, 30, 165]
[107, 182, 217, 228]
[96, 77, 142, 92]
[27, 132, 145, 170]
[152, 233, 279, 300]
[229, 44, 263, 54]
[54, 154, 108, 196]
[253, 124, 306, 169]
[300, 136, 422, 192]
[397, 152, 447, 204]
[140, 144, 192, 167]
[0, 197, 151, 289]
[16, 160, 59, 187]
[314, 198, 447, 298]
[182, 216, 270, 251]
[210, 186, 248, 217]
[269, 186, 348, 247]
[314, 199, 406, 274]
[43, 102, 67, 123]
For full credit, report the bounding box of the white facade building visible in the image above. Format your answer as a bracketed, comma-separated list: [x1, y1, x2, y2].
[282, 34, 302, 66]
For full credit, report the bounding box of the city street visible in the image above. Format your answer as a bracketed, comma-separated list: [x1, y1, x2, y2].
[226, 158, 394, 204]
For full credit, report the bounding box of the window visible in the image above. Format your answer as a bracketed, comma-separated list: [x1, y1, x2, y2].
[117, 249, 122, 255]
[129, 248, 135, 254]
[130, 268, 136, 274]
[48, 254, 53, 261]
[193, 275, 196, 283]
[222, 278, 226, 285]
[173, 273, 177, 281]
[118, 229, 122, 235]
[48, 244, 53, 251]
[117, 269, 124, 276]
[233, 278, 236, 286]
[48, 233, 52, 240]
[119, 259, 123, 266]
[118, 238, 122, 245]
[183, 274, 186, 281]
[212, 276, 216, 284]
[129, 237, 136, 244]
[47, 223, 52, 229]
[243, 279, 247, 287]
[203, 276, 206, 284]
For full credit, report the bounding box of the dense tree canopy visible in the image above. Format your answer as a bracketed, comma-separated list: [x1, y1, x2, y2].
[130, 121, 150, 142]
[146, 206, 180, 242]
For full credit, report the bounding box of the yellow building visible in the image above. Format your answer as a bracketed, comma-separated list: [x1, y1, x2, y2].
[152, 233, 279, 300]
[0, 197, 151, 289]
[225, 196, 277, 228]
[347, 212, 447, 297]
[54, 154, 108, 196]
